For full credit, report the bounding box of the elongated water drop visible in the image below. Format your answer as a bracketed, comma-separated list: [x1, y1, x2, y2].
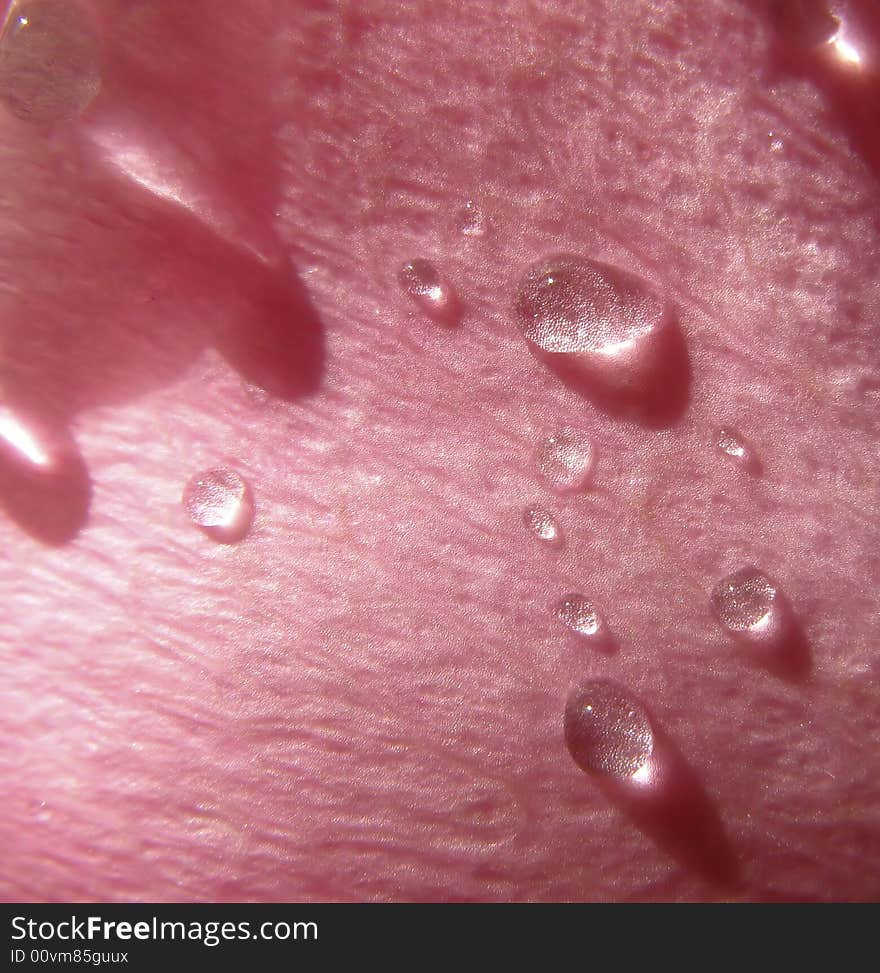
[564, 680, 654, 778]
[0, 0, 101, 122]
[183, 468, 254, 543]
[522, 505, 563, 547]
[714, 426, 761, 475]
[398, 258, 460, 326]
[537, 427, 595, 492]
[514, 254, 688, 424]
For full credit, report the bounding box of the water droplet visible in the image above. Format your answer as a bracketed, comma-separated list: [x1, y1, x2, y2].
[183, 467, 254, 543]
[516, 255, 665, 357]
[30, 799, 51, 823]
[0, 0, 101, 123]
[522, 505, 562, 547]
[564, 680, 654, 778]
[537, 427, 595, 492]
[514, 254, 688, 423]
[711, 566, 784, 636]
[398, 258, 461, 325]
[555, 594, 606, 639]
[714, 426, 761, 474]
[456, 199, 486, 237]
[711, 567, 810, 678]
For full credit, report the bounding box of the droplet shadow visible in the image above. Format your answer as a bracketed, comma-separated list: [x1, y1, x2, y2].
[741, 452, 764, 477]
[586, 629, 619, 657]
[213, 257, 325, 401]
[538, 312, 692, 429]
[734, 599, 812, 682]
[594, 726, 741, 889]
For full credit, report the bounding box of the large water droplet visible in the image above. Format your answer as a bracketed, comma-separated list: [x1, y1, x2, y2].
[514, 254, 688, 424]
[398, 258, 460, 326]
[555, 594, 606, 639]
[564, 680, 654, 778]
[0, 0, 101, 122]
[522, 505, 562, 547]
[183, 467, 254, 543]
[714, 426, 761, 475]
[537, 427, 595, 492]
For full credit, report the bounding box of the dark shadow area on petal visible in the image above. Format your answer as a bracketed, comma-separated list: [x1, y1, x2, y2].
[213, 261, 325, 401]
[593, 727, 741, 890]
[562, 629, 619, 657]
[731, 587, 813, 683]
[0, 420, 91, 545]
[734, 600, 812, 683]
[537, 314, 692, 429]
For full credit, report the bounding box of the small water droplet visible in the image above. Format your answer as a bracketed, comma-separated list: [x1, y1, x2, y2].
[555, 593, 606, 639]
[30, 799, 51, 823]
[714, 426, 761, 474]
[522, 505, 562, 547]
[183, 467, 254, 543]
[564, 680, 654, 778]
[456, 199, 486, 237]
[398, 258, 461, 325]
[710, 566, 783, 636]
[711, 567, 810, 678]
[537, 427, 595, 492]
[0, 0, 101, 122]
[515, 254, 687, 422]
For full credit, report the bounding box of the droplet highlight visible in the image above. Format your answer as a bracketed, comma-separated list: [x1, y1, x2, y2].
[183, 467, 254, 543]
[537, 427, 595, 492]
[555, 594, 606, 639]
[522, 505, 562, 547]
[514, 254, 688, 424]
[0, 0, 102, 123]
[0, 406, 54, 470]
[398, 258, 460, 325]
[714, 426, 761, 475]
[564, 680, 654, 778]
